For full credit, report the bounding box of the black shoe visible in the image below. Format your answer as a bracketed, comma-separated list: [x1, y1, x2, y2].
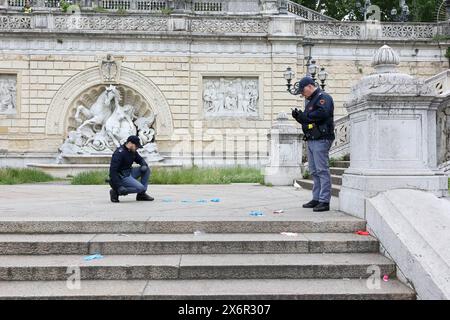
[110, 189, 119, 203]
[302, 200, 320, 208]
[313, 202, 330, 212]
[136, 193, 154, 201]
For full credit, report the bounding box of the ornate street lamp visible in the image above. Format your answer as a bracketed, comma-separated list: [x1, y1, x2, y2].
[390, 3, 410, 22]
[284, 64, 328, 95]
[303, 40, 314, 76]
[285, 39, 328, 95]
[307, 60, 319, 81]
[318, 67, 328, 90]
[355, 0, 372, 19]
[283, 67, 300, 95]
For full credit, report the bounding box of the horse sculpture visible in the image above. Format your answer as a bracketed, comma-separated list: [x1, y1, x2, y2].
[74, 85, 120, 133]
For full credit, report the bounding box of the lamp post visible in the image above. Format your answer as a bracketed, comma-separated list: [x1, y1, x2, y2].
[303, 40, 314, 76]
[283, 64, 328, 95]
[318, 67, 329, 90]
[355, 0, 372, 20]
[285, 40, 328, 95]
[390, 3, 410, 22]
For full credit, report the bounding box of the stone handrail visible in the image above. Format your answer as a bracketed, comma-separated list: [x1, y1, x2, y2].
[330, 115, 350, 157]
[0, 0, 229, 13]
[285, 0, 334, 21]
[297, 20, 438, 41]
[0, 11, 271, 33]
[425, 70, 450, 96]
[0, 11, 442, 42]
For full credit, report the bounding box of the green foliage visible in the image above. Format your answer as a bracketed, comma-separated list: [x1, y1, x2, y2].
[329, 157, 337, 167]
[59, 0, 71, 13]
[293, 0, 440, 22]
[161, 7, 173, 15]
[70, 167, 264, 185]
[302, 169, 310, 179]
[0, 168, 55, 185]
[445, 47, 450, 59]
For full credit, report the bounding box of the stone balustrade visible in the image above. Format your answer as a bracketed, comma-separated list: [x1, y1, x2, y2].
[0, 10, 446, 41]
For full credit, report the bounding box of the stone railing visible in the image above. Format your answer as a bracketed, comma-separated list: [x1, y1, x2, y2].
[285, 0, 334, 21]
[0, 11, 271, 33]
[0, 0, 246, 14]
[330, 115, 350, 157]
[3, 0, 170, 12]
[297, 21, 438, 41]
[425, 70, 450, 96]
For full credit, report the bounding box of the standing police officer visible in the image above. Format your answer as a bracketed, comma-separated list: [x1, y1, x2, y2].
[109, 135, 154, 203]
[292, 77, 335, 212]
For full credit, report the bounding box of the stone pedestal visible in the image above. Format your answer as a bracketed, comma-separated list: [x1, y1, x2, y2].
[340, 45, 448, 219]
[264, 113, 303, 186]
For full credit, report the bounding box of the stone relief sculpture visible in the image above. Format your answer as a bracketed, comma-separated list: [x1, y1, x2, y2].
[0, 75, 16, 114]
[57, 85, 163, 163]
[203, 77, 259, 117]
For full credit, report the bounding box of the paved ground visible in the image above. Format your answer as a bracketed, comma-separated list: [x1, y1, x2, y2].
[0, 184, 342, 221]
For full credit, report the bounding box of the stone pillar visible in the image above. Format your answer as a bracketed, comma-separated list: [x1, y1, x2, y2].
[264, 113, 303, 186]
[340, 45, 448, 219]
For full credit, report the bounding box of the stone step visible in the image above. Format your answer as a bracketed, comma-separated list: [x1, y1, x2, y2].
[305, 175, 342, 186]
[296, 180, 341, 197]
[333, 161, 351, 168]
[330, 167, 346, 175]
[0, 253, 395, 281]
[0, 278, 415, 300]
[0, 233, 379, 255]
[0, 217, 365, 234]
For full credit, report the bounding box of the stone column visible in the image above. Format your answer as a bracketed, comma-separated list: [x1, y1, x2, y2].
[340, 45, 448, 219]
[264, 113, 303, 186]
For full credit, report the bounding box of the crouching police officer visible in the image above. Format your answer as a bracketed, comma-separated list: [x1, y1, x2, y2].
[109, 135, 154, 203]
[292, 77, 335, 212]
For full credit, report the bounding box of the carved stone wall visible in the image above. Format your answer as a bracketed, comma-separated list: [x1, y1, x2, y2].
[203, 77, 259, 118]
[0, 74, 16, 115]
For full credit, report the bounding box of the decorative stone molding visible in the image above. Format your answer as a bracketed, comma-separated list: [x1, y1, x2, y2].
[0, 14, 31, 30]
[298, 21, 437, 41]
[46, 66, 174, 140]
[0, 73, 16, 115]
[0, 12, 440, 42]
[330, 115, 350, 158]
[202, 76, 259, 118]
[347, 45, 433, 106]
[381, 23, 435, 39]
[302, 22, 362, 39]
[99, 54, 122, 83]
[190, 18, 269, 34]
[53, 15, 169, 32]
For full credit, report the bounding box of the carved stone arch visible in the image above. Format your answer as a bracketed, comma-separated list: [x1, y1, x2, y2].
[46, 67, 173, 140]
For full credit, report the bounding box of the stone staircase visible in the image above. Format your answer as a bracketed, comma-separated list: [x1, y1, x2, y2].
[0, 216, 415, 299]
[296, 160, 350, 198]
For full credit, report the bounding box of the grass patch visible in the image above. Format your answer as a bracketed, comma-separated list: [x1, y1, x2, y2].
[71, 170, 109, 185]
[0, 168, 55, 185]
[70, 167, 264, 185]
